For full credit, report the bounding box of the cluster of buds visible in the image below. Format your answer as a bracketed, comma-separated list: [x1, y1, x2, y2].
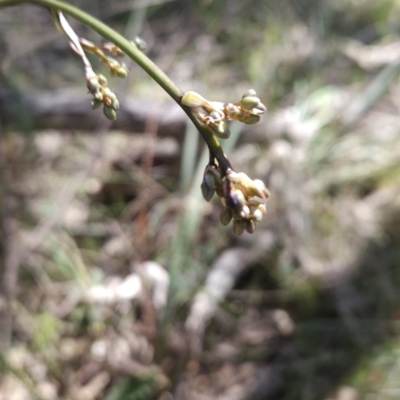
[87, 72, 120, 121]
[79, 39, 131, 120]
[183, 89, 270, 233]
[52, 10, 149, 121]
[225, 89, 266, 125]
[181, 89, 266, 139]
[51, 10, 270, 233]
[201, 163, 270, 236]
[80, 36, 147, 80]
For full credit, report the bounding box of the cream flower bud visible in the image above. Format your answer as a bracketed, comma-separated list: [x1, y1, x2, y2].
[253, 179, 270, 198]
[227, 170, 265, 199]
[252, 208, 264, 222]
[97, 74, 108, 86]
[112, 98, 120, 111]
[87, 75, 100, 94]
[113, 64, 129, 78]
[107, 58, 120, 70]
[240, 205, 250, 219]
[226, 189, 245, 212]
[94, 91, 103, 101]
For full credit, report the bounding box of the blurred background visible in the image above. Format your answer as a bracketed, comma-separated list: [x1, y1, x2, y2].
[1, 0, 400, 399]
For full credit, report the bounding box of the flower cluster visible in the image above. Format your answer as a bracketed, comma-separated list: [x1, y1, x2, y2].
[87, 73, 120, 121]
[51, 9, 270, 234]
[182, 89, 270, 234]
[181, 89, 266, 139]
[225, 89, 266, 125]
[78, 39, 131, 121]
[201, 163, 270, 236]
[52, 10, 148, 121]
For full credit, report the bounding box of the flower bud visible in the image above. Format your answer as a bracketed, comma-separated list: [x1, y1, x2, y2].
[220, 208, 233, 226]
[233, 220, 245, 236]
[103, 90, 119, 109]
[245, 219, 256, 234]
[181, 91, 207, 108]
[226, 189, 245, 212]
[225, 103, 242, 120]
[102, 43, 125, 57]
[201, 181, 215, 201]
[242, 89, 257, 98]
[97, 74, 108, 86]
[112, 98, 120, 110]
[113, 64, 129, 78]
[203, 172, 215, 189]
[252, 208, 264, 222]
[227, 171, 264, 198]
[133, 36, 147, 52]
[87, 75, 100, 94]
[103, 105, 117, 121]
[240, 205, 250, 219]
[240, 96, 260, 110]
[94, 91, 104, 101]
[107, 58, 119, 70]
[211, 121, 231, 139]
[253, 179, 270, 198]
[251, 104, 267, 115]
[241, 114, 261, 125]
[91, 98, 102, 110]
[102, 87, 113, 99]
[208, 166, 222, 184]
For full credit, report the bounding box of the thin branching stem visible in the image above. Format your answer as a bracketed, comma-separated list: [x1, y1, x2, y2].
[0, 0, 231, 171]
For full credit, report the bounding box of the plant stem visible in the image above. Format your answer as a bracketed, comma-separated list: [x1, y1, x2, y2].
[1, 0, 182, 100]
[0, 0, 231, 171]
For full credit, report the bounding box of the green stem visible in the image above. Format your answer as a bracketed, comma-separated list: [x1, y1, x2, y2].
[1, 0, 182, 101]
[184, 112, 231, 171]
[0, 0, 231, 171]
